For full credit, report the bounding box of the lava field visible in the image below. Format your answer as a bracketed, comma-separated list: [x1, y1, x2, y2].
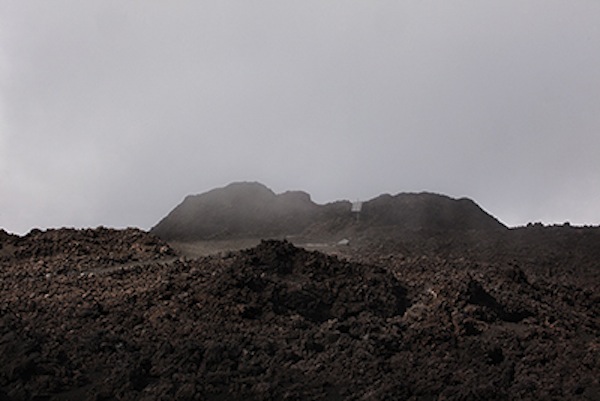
[1, 225, 598, 400]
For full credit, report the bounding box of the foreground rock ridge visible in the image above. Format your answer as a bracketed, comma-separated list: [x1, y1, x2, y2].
[151, 182, 506, 241]
[1, 226, 598, 400]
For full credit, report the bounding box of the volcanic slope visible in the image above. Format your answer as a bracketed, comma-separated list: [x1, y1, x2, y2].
[150, 182, 506, 242]
[1, 229, 598, 400]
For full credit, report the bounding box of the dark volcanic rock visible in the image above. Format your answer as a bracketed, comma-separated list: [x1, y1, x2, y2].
[151, 182, 322, 240]
[213, 240, 408, 322]
[15, 227, 173, 260]
[1, 227, 599, 400]
[361, 192, 506, 231]
[151, 182, 506, 241]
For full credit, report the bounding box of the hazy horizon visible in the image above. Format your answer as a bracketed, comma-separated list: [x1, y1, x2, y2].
[2, 180, 596, 235]
[2, 1, 599, 234]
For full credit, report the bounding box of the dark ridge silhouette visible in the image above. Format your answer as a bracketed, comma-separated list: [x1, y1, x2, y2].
[151, 182, 320, 240]
[151, 182, 506, 241]
[360, 192, 506, 231]
[0, 229, 15, 243]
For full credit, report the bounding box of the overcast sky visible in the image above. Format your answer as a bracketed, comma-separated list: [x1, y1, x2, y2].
[1, 1, 599, 234]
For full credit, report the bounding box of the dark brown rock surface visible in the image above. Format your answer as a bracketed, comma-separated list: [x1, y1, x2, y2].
[1, 226, 598, 400]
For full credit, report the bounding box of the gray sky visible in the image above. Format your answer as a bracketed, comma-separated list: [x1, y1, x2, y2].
[1, 1, 599, 234]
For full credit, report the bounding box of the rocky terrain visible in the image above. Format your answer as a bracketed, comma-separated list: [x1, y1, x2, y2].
[1, 184, 599, 400]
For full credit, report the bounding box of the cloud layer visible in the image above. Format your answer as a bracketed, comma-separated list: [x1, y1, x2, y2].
[1, 1, 599, 233]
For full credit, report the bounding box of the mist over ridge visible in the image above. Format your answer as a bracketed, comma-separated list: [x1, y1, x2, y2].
[2, 2, 600, 234]
[150, 181, 506, 241]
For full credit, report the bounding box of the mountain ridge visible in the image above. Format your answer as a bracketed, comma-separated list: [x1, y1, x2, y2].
[151, 182, 506, 241]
